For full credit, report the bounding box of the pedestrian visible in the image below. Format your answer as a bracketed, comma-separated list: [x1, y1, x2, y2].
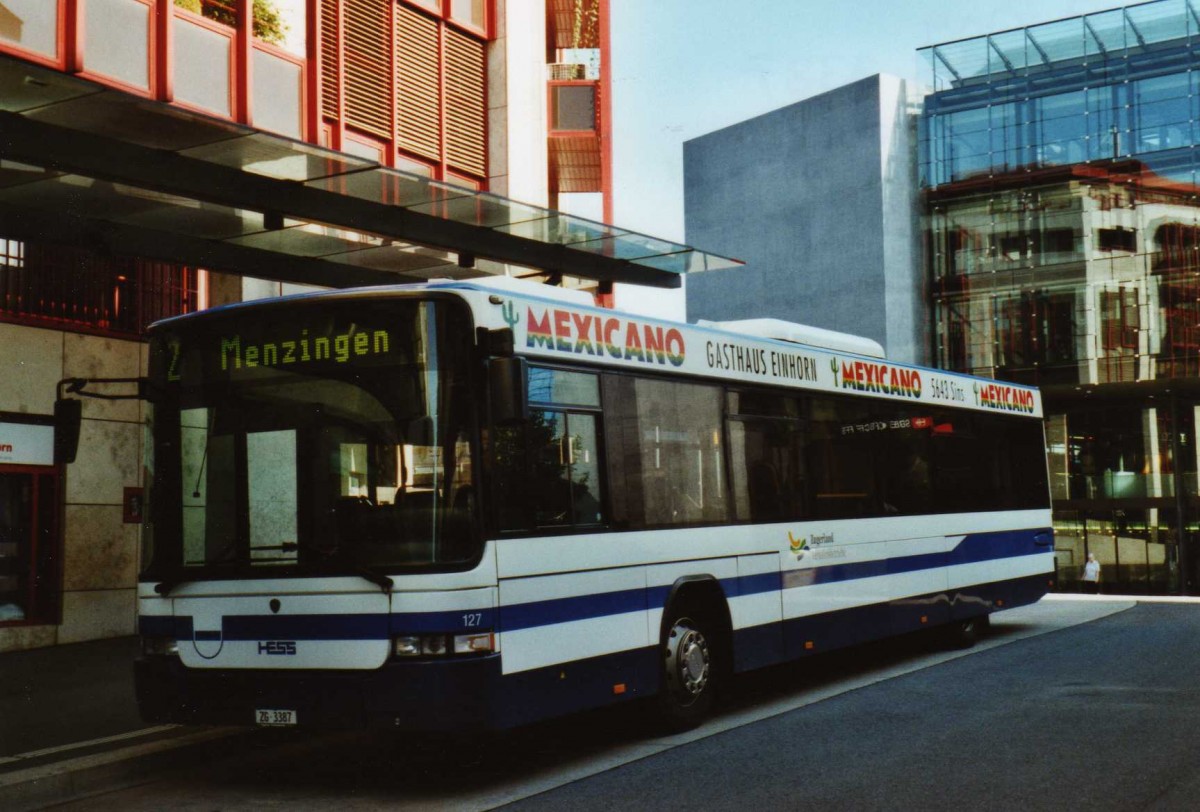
[1081, 553, 1101, 595]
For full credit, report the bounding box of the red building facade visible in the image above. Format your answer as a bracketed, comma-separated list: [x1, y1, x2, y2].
[0, 0, 615, 650]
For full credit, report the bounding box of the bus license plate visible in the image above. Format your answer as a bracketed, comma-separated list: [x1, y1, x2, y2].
[256, 709, 296, 727]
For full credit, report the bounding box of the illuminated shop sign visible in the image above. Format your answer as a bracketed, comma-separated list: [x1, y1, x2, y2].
[0, 421, 54, 466]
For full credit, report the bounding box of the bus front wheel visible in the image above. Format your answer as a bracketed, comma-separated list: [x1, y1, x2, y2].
[657, 614, 715, 730]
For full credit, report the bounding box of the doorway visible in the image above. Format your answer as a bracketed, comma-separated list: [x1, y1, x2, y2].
[0, 466, 60, 625]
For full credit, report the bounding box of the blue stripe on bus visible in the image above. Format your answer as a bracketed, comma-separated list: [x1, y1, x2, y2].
[139, 614, 389, 641]
[389, 609, 496, 633]
[723, 570, 785, 597]
[137, 529, 1048, 641]
[786, 529, 1043, 588]
[139, 615, 175, 637]
[500, 588, 648, 632]
[642, 570, 782, 613]
[501, 529, 1045, 631]
[139, 611, 500, 639]
[222, 614, 389, 640]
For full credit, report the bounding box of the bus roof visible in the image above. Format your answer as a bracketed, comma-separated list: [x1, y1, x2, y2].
[152, 280, 1044, 419]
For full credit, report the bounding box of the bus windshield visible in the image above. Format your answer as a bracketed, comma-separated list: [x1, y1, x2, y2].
[142, 298, 478, 577]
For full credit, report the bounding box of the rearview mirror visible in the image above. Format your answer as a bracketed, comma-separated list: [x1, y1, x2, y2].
[53, 398, 82, 465]
[489, 357, 527, 426]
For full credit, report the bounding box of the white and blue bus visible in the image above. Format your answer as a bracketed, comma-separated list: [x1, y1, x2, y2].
[126, 279, 1053, 731]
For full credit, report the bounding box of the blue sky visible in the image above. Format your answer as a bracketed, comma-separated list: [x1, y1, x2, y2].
[609, 0, 1131, 244]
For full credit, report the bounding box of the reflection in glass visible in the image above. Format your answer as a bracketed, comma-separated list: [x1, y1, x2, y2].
[923, 1, 1200, 596]
[450, 0, 486, 29]
[528, 367, 600, 408]
[604, 376, 728, 528]
[149, 300, 479, 575]
[0, 0, 58, 57]
[528, 411, 602, 527]
[495, 367, 603, 531]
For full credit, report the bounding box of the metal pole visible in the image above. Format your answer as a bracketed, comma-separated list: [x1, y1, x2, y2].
[1171, 393, 1189, 595]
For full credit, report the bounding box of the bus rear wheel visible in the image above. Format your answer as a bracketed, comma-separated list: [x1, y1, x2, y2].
[657, 614, 715, 730]
[944, 614, 989, 649]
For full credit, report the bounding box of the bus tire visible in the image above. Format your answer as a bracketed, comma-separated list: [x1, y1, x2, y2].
[657, 611, 717, 730]
[944, 614, 988, 649]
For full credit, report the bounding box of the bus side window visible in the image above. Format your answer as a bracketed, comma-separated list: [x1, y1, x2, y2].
[805, 396, 880, 520]
[930, 416, 980, 513]
[530, 410, 603, 527]
[494, 366, 605, 532]
[879, 410, 932, 516]
[603, 374, 728, 529]
[1004, 417, 1051, 509]
[727, 391, 808, 523]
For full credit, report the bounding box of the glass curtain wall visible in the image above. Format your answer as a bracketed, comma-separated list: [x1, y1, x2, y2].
[921, 0, 1200, 594]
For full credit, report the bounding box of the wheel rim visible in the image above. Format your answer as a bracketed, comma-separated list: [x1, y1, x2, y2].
[665, 620, 710, 703]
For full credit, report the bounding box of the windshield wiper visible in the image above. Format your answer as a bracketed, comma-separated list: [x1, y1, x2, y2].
[155, 542, 393, 595]
[279, 541, 394, 594]
[153, 574, 188, 596]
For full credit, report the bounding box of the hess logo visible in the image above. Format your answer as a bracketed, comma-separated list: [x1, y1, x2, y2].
[257, 640, 297, 655]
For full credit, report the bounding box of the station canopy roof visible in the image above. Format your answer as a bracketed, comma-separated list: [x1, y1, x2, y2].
[0, 54, 740, 290]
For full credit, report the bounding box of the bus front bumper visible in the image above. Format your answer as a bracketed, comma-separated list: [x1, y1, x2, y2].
[135, 654, 504, 732]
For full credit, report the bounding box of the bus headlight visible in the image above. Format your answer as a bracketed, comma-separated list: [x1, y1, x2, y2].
[454, 632, 494, 654]
[392, 635, 422, 657]
[391, 633, 494, 657]
[421, 635, 449, 656]
[142, 636, 179, 656]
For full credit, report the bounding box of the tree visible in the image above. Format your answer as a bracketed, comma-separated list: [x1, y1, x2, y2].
[173, 0, 288, 46]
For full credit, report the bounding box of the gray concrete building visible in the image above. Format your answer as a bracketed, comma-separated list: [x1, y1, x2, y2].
[684, 74, 928, 364]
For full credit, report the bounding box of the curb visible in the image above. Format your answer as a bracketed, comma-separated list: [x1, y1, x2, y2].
[0, 727, 244, 812]
[1043, 593, 1200, 604]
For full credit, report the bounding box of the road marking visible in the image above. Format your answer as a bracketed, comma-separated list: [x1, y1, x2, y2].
[9, 726, 179, 762]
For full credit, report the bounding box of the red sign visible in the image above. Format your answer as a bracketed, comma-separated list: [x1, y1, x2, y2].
[123, 487, 144, 524]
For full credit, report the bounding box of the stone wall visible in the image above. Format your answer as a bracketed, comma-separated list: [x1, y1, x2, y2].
[0, 323, 145, 653]
[683, 75, 926, 365]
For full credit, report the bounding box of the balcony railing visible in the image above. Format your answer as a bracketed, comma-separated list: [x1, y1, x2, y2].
[0, 0, 310, 142]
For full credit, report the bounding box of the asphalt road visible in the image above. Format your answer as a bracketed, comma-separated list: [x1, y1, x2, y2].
[51, 599, 1200, 811]
[507, 602, 1200, 812]
[0, 636, 143, 758]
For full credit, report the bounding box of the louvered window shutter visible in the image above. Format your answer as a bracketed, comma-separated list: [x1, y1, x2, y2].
[444, 28, 486, 178]
[319, 0, 340, 120]
[396, 4, 441, 162]
[344, 0, 392, 139]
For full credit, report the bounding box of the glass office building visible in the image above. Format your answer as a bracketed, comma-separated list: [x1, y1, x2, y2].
[920, 0, 1200, 595]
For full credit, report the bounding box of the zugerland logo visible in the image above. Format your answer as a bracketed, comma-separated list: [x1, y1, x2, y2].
[258, 641, 297, 655]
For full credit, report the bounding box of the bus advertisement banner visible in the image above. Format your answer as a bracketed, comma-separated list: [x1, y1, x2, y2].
[481, 293, 1043, 419]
